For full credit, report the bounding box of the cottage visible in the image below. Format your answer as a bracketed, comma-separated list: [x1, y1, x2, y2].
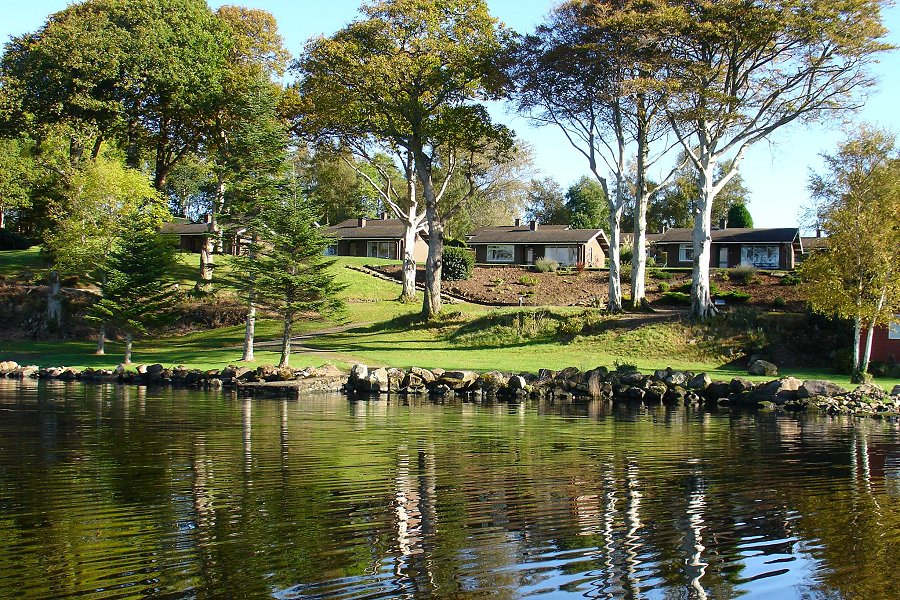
[652, 227, 802, 270]
[861, 318, 900, 364]
[323, 216, 429, 261]
[466, 220, 609, 267]
[161, 217, 246, 256]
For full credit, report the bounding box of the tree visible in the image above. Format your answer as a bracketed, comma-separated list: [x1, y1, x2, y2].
[726, 204, 753, 229]
[295, 0, 512, 319]
[240, 195, 344, 368]
[0, 137, 35, 230]
[662, 0, 891, 319]
[565, 176, 609, 230]
[525, 177, 569, 225]
[800, 128, 900, 382]
[87, 201, 178, 364]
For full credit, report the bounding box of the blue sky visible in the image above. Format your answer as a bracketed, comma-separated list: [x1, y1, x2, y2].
[3, 0, 899, 229]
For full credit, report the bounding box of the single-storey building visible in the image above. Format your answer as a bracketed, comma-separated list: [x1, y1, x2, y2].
[861, 319, 900, 364]
[652, 227, 802, 270]
[466, 220, 609, 267]
[162, 217, 246, 255]
[323, 216, 429, 261]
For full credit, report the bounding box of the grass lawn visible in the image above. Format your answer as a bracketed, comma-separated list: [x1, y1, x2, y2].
[1, 251, 897, 389]
[0, 247, 47, 281]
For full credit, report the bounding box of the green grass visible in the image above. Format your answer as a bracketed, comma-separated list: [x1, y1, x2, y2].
[0, 247, 47, 281]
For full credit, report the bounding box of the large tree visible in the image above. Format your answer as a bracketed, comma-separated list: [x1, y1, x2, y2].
[295, 0, 512, 318]
[800, 128, 900, 382]
[524, 177, 569, 225]
[565, 176, 609, 230]
[662, 0, 890, 318]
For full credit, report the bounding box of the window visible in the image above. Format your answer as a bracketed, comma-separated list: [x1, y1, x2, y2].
[324, 244, 338, 256]
[678, 244, 694, 263]
[367, 241, 395, 259]
[487, 245, 514, 263]
[889, 319, 900, 340]
[545, 246, 578, 266]
[740, 245, 780, 269]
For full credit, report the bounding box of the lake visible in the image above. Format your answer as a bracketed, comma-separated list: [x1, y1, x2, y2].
[0, 379, 898, 599]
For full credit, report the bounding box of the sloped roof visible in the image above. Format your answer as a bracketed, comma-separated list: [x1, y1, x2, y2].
[161, 221, 213, 235]
[324, 218, 413, 239]
[654, 227, 800, 244]
[801, 236, 828, 252]
[468, 225, 609, 249]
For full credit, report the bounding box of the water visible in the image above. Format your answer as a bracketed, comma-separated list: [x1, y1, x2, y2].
[0, 380, 899, 599]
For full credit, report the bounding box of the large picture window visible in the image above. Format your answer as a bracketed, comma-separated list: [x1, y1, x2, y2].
[889, 320, 900, 340]
[678, 244, 694, 263]
[367, 241, 395, 259]
[545, 246, 578, 266]
[740, 245, 780, 269]
[487, 245, 514, 263]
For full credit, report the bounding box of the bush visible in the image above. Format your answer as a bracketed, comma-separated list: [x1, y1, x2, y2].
[518, 274, 538, 286]
[659, 282, 670, 293]
[0, 228, 33, 250]
[650, 269, 673, 280]
[619, 260, 632, 281]
[728, 265, 758, 285]
[620, 247, 633, 264]
[442, 246, 474, 281]
[781, 274, 801, 286]
[534, 257, 558, 273]
[715, 290, 751, 303]
[773, 295, 787, 308]
[646, 256, 657, 268]
[660, 291, 691, 305]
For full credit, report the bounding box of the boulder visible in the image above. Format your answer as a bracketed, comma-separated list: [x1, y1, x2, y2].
[368, 367, 389, 393]
[555, 367, 581, 382]
[754, 377, 802, 404]
[625, 386, 645, 400]
[0, 360, 19, 374]
[620, 372, 645, 386]
[645, 382, 667, 403]
[664, 385, 687, 404]
[748, 360, 778, 376]
[316, 364, 343, 379]
[475, 371, 506, 392]
[797, 379, 848, 399]
[386, 368, 405, 391]
[853, 383, 887, 401]
[508, 375, 527, 391]
[705, 381, 731, 400]
[687, 373, 712, 391]
[729, 378, 754, 393]
[146, 363, 165, 381]
[439, 370, 477, 390]
[891, 385, 900, 397]
[350, 363, 369, 382]
[408, 367, 436, 383]
[664, 371, 688, 387]
[135, 364, 148, 375]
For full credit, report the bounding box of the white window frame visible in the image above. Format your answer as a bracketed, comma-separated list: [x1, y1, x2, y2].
[545, 246, 578, 267]
[367, 241, 395, 259]
[486, 244, 515, 263]
[740, 245, 780, 269]
[678, 244, 694, 263]
[889, 319, 900, 340]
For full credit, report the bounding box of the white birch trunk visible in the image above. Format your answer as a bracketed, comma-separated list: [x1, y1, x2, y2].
[401, 219, 418, 303]
[0, 207, 5, 230]
[414, 151, 442, 319]
[690, 157, 717, 319]
[241, 300, 256, 362]
[852, 316, 862, 380]
[124, 332, 133, 365]
[607, 210, 623, 313]
[860, 289, 887, 380]
[95, 323, 106, 355]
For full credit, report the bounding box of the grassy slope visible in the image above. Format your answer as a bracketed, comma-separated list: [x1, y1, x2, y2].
[1, 249, 897, 388]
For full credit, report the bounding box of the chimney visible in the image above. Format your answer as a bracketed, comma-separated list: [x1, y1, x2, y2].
[530, 220, 538, 231]
[514, 218, 521, 227]
[380, 211, 388, 220]
[719, 217, 727, 230]
[357, 217, 366, 228]
[816, 227, 821, 238]
[204, 213, 213, 224]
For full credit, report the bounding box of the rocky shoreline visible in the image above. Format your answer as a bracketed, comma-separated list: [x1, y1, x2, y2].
[2, 359, 899, 417]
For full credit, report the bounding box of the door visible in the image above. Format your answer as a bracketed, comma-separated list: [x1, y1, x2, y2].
[719, 247, 729, 268]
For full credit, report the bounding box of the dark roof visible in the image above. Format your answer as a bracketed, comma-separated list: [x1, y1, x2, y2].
[801, 236, 828, 252]
[161, 221, 213, 235]
[324, 218, 412, 239]
[467, 225, 609, 248]
[653, 227, 800, 244]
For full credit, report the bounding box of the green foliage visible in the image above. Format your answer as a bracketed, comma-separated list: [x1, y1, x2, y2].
[525, 177, 569, 224]
[728, 265, 758, 285]
[534, 257, 558, 273]
[86, 203, 179, 344]
[660, 291, 691, 305]
[518, 274, 538, 286]
[442, 246, 474, 281]
[773, 296, 787, 308]
[566, 176, 608, 230]
[727, 203, 754, 228]
[715, 290, 751, 303]
[658, 282, 670, 293]
[650, 268, 673, 280]
[781, 274, 802, 286]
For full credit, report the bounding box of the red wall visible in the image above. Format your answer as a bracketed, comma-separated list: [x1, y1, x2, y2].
[860, 325, 900, 363]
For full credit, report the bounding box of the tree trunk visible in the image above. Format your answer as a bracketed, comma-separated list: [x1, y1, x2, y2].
[690, 158, 717, 320]
[632, 120, 650, 309]
[859, 289, 887, 380]
[401, 219, 418, 303]
[95, 323, 106, 355]
[278, 313, 291, 368]
[124, 332, 133, 365]
[241, 300, 256, 362]
[852, 316, 862, 382]
[0, 206, 5, 230]
[607, 209, 623, 313]
[47, 270, 62, 329]
[422, 209, 443, 319]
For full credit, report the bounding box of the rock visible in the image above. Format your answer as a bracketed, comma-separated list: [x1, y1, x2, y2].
[0, 360, 19, 374]
[853, 383, 887, 401]
[135, 364, 148, 375]
[729, 378, 754, 393]
[555, 367, 581, 382]
[664, 371, 688, 387]
[350, 363, 369, 382]
[748, 360, 778, 376]
[145, 363, 165, 381]
[620, 372, 645, 386]
[207, 378, 223, 389]
[757, 401, 777, 411]
[409, 367, 435, 383]
[625, 386, 645, 400]
[386, 368, 405, 391]
[664, 385, 687, 404]
[687, 373, 712, 391]
[797, 379, 848, 399]
[754, 377, 802, 404]
[889, 384, 900, 397]
[645, 382, 667, 403]
[705, 381, 731, 400]
[508, 375, 527, 391]
[316, 364, 343, 379]
[652, 369, 669, 381]
[431, 368, 445, 378]
[368, 367, 389, 393]
[439, 370, 477, 390]
[475, 371, 506, 392]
